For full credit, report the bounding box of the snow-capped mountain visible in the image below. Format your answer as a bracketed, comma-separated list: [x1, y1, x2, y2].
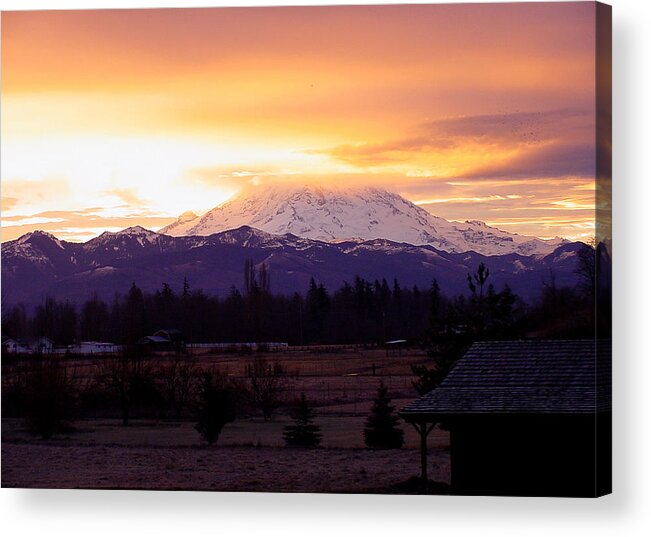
[1, 225, 585, 307]
[81, 226, 170, 260]
[159, 184, 566, 256]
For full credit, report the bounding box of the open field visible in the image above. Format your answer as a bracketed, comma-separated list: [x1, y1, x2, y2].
[2, 418, 450, 493]
[2, 347, 450, 493]
[1, 442, 450, 494]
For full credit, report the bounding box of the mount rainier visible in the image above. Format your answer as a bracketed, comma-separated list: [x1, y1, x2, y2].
[160, 184, 566, 257]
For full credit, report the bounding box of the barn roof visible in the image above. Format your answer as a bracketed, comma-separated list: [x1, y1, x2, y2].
[401, 340, 611, 419]
[140, 335, 169, 344]
[153, 329, 184, 341]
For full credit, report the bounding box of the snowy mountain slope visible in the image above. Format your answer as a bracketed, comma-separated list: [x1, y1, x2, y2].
[156, 211, 198, 237]
[159, 184, 566, 256]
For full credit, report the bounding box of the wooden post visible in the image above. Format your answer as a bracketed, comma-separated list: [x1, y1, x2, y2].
[411, 420, 436, 492]
[420, 422, 428, 484]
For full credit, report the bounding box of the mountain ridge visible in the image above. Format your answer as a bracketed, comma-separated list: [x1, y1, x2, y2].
[1, 225, 585, 307]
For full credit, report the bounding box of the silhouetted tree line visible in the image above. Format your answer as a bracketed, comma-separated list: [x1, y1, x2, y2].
[2, 245, 610, 349]
[2, 268, 430, 346]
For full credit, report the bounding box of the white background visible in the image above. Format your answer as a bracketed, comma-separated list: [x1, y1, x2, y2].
[0, 0, 649, 535]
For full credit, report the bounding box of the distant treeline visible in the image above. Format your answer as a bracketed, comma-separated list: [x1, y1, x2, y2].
[2, 245, 610, 347]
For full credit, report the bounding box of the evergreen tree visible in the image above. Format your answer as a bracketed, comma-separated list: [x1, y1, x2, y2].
[194, 371, 237, 445]
[182, 276, 191, 298]
[258, 262, 270, 294]
[392, 278, 402, 301]
[81, 293, 110, 341]
[283, 392, 322, 447]
[306, 278, 330, 341]
[58, 300, 78, 346]
[364, 381, 404, 449]
[125, 282, 147, 344]
[415, 293, 474, 396]
[430, 278, 442, 320]
[32, 297, 78, 345]
[244, 258, 257, 295]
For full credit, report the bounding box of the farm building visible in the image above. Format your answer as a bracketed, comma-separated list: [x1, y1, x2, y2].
[188, 341, 289, 353]
[154, 329, 184, 343]
[400, 340, 612, 497]
[2, 336, 54, 355]
[69, 341, 122, 354]
[384, 339, 408, 356]
[139, 329, 186, 352]
[2, 338, 19, 353]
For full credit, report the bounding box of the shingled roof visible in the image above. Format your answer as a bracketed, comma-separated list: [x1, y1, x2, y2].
[401, 340, 611, 419]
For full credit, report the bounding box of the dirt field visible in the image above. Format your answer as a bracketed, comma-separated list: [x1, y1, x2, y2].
[2, 347, 451, 493]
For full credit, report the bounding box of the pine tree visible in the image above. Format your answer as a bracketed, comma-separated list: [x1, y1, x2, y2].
[364, 381, 404, 449]
[125, 282, 146, 344]
[194, 372, 237, 445]
[182, 276, 190, 298]
[283, 392, 322, 447]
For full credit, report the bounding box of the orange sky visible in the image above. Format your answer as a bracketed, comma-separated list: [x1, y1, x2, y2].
[1, 3, 598, 242]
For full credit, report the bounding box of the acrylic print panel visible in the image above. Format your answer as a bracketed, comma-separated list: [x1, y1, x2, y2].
[0, 2, 611, 497]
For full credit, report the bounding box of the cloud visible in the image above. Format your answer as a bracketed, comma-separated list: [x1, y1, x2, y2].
[412, 194, 525, 205]
[316, 108, 595, 181]
[458, 142, 595, 181]
[0, 209, 176, 242]
[420, 108, 591, 146]
[1, 178, 71, 214]
[103, 188, 148, 207]
[388, 171, 595, 241]
[0, 216, 66, 226]
[184, 165, 300, 191]
[1, 197, 19, 212]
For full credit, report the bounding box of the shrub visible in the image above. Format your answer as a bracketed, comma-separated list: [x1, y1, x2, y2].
[194, 371, 237, 445]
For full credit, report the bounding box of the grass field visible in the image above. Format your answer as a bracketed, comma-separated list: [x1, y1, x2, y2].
[1, 346, 450, 493]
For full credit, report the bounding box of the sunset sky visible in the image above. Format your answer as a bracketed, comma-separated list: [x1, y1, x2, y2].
[1, 3, 598, 242]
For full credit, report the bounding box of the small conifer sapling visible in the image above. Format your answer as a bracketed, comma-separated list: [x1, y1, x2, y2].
[283, 392, 322, 447]
[364, 381, 404, 449]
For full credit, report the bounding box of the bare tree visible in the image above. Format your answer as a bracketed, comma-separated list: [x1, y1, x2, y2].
[99, 351, 155, 426]
[245, 356, 286, 421]
[158, 357, 200, 418]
